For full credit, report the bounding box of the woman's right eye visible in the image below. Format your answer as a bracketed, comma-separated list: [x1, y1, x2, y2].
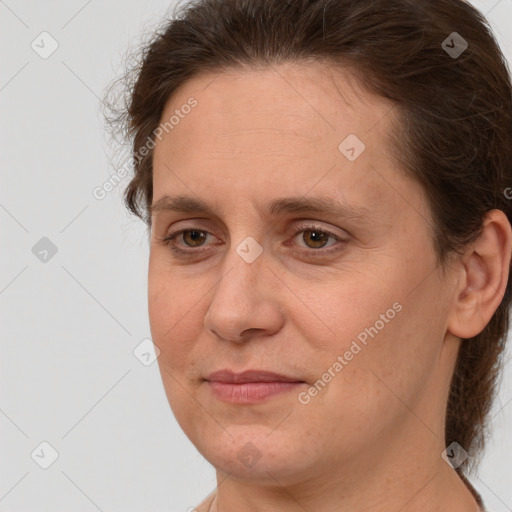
[161, 228, 216, 254]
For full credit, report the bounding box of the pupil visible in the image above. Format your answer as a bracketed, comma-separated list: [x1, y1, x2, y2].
[306, 230, 327, 247]
[186, 230, 205, 245]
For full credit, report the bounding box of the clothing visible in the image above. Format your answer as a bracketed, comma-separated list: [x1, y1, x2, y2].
[459, 472, 486, 511]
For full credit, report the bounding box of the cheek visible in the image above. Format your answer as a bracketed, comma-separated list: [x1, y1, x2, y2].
[297, 308, 436, 458]
[300, 264, 443, 408]
[148, 267, 208, 429]
[148, 264, 202, 367]
[295, 269, 402, 354]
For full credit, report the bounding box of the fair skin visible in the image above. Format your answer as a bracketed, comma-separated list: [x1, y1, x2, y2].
[148, 62, 511, 512]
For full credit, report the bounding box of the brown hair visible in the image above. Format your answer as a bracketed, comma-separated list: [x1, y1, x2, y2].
[104, 0, 512, 475]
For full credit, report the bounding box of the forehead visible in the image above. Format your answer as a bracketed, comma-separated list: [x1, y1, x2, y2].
[151, 62, 430, 226]
[156, 61, 394, 146]
[153, 62, 394, 176]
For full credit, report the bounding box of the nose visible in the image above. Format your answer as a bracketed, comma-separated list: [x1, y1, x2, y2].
[203, 251, 284, 343]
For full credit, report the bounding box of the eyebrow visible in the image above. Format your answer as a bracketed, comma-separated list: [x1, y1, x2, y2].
[150, 194, 378, 224]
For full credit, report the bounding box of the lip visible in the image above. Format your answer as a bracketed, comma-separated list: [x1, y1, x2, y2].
[205, 369, 304, 383]
[205, 369, 305, 404]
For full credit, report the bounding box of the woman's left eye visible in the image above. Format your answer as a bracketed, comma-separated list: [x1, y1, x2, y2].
[160, 223, 346, 257]
[289, 224, 344, 254]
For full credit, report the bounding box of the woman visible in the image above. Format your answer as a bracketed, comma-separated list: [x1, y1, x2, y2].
[107, 0, 512, 510]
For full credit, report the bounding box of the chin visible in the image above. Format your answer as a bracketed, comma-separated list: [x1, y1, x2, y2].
[190, 424, 317, 484]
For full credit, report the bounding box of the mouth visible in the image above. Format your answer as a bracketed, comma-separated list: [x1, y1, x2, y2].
[204, 369, 306, 404]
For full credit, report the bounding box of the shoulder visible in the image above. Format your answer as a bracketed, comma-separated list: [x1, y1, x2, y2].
[191, 492, 216, 512]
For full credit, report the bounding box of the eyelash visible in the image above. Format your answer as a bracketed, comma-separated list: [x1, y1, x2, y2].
[159, 223, 346, 258]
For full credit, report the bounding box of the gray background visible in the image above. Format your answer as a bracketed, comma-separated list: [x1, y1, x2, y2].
[0, 1, 511, 511]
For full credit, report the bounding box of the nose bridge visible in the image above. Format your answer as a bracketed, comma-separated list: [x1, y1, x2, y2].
[211, 233, 265, 311]
[219, 201, 267, 279]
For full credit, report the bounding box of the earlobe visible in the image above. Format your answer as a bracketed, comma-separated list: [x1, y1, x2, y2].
[447, 209, 512, 340]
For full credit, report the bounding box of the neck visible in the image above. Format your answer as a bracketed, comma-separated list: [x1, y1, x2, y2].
[210, 421, 481, 512]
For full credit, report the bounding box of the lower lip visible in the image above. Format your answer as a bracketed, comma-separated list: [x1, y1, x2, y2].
[207, 381, 304, 403]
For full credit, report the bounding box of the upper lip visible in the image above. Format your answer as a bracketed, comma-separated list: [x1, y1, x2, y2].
[205, 369, 304, 383]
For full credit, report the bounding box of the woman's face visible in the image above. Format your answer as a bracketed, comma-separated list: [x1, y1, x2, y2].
[148, 63, 459, 485]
